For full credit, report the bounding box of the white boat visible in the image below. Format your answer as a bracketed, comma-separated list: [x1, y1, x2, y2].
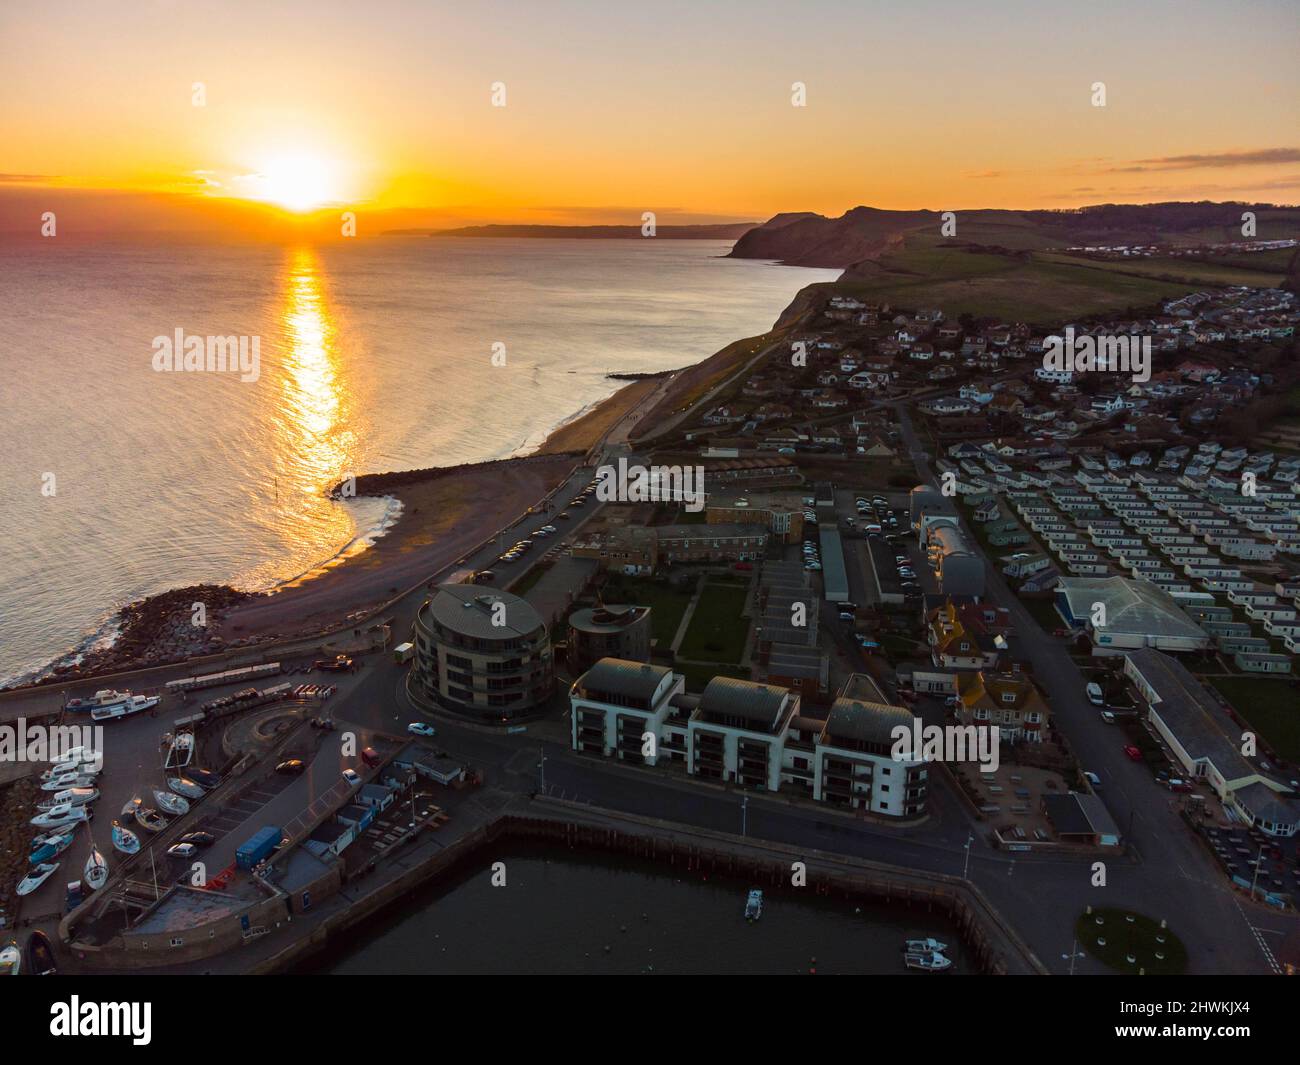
[17, 862, 60, 897]
[36, 787, 100, 811]
[905, 938, 949, 954]
[744, 889, 763, 921]
[167, 777, 204, 800]
[30, 804, 91, 828]
[111, 820, 140, 855]
[0, 943, 20, 976]
[66, 689, 158, 716]
[91, 694, 159, 722]
[41, 772, 97, 792]
[43, 754, 100, 779]
[29, 829, 75, 863]
[154, 789, 190, 816]
[121, 795, 143, 818]
[904, 951, 953, 972]
[164, 733, 195, 769]
[84, 847, 109, 892]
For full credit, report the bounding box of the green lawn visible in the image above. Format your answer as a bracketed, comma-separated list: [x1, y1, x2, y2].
[1207, 675, 1300, 762]
[600, 576, 692, 647]
[677, 582, 750, 663]
[1075, 909, 1187, 975]
[677, 662, 750, 694]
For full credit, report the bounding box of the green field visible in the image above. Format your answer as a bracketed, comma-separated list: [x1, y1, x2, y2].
[1035, 252, 1286, 289]
[822, 244, 1199, 326]
[600, 576, 692, 647]
[677, 582, 750, 663]
[1207, 675, 1300, 762]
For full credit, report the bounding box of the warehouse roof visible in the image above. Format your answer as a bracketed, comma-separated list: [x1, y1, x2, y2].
[1058, 576, 1208, 640]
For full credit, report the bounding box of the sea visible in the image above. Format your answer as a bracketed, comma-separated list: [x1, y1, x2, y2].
[0, 238, 837, 686]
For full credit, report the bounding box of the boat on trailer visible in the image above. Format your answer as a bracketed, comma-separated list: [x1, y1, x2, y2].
[17, 862, 60, 897]
[164, 733, 195, 769]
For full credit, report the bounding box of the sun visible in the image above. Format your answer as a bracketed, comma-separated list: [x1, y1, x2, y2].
[250, 153, 339, 212]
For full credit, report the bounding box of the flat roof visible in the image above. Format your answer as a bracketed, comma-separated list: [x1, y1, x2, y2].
[425, 584, 544, 640]
[1058, 576, 1208, 640]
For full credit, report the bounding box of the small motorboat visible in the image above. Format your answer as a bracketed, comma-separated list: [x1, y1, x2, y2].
[188, 767, 221, 790]
[904, 938, 949, 954]
[84, 847, 109, 892]
[134, 807, 169, 833]
[29, 829, 75, 863]
[121, 795, 143, 818]
[167, 777, 205, 800]
[904, 951, 953, 972]
[154, 789, 190, 816]
[36, 787, 100, 811]
[744, 889, 763, 922]
[41, 771, 97, 791]
[31, 804, 90, 829]
[17, 862, 60, 897]
[0, 942, 20, 976]
[42, 756, 99, 780]
[26, 930, 56, 975]
[111, 819, 141, 855]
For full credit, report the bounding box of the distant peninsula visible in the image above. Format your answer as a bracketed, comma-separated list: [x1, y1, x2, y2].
[385, 222, 757, 239]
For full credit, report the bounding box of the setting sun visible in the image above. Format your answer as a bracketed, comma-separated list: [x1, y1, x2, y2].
[245, 153, 340, 212]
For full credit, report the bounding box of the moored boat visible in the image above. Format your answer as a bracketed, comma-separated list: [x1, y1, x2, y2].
[29, 828, 75, 863]
[134, 807, 169, 833]
[30, 804, 90, 829]
[111, 819, 141, 855]
[904, 938, 949, 954]
[26, 930, 56, 975]
[17, 862, 60, 897]
[153, 789, 190, 816]
[41, 772, 97, 792]
[0, 942, 20, 975]
[164, 733, 195, 769]
[84, 847, 109, 892]
[36, 786, 99, 811]
[91, 693, 159, 722]
[904, 951, 952, 972]
[744, 889, 763, 921]
[121, 795, 143, 818]
[167, 776, 204, 800]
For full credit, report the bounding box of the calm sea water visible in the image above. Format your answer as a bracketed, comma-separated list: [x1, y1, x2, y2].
[0, 238, 835, 685]
[305, 844, 965, 975]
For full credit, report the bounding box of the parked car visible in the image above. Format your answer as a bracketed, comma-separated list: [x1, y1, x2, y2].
[407, 722, 437, 737]
[361, 747, 381, 768]
[1168, 779, 1194, 793]
[1123, 745, 1143, 762]
[1083, 770, 1102, 789]
[1085, 682, 1105, 706]
[275, 759, 306, 775]
[167, 843, 198, 860]
[1100, 711, 1116, 724]
[179, 831, 215, 848]
[342, 768, 361, 786]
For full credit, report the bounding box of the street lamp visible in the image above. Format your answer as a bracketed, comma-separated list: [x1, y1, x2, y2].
[741, 795, 748, 838]
[962, 831, 973, 879]
[1062, 939, 1086, 976]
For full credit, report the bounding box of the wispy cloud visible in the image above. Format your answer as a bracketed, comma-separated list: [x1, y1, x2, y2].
[0, 173, 57, 184]
[1108, 148, 1300, 173]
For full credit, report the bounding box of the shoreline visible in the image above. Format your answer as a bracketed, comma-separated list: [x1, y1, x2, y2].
[5, 282, 814, 692]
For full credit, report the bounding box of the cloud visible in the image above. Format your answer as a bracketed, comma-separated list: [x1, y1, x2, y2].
[966, 170, 1003, 179]
[0, 173, 57, 184]
[1109, 148, 1300, 173]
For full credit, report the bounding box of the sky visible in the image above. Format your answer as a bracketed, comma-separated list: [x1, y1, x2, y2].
[2, 0, 1297, 236]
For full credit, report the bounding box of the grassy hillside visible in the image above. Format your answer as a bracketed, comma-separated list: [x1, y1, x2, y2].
[822, 236, 1203, 323]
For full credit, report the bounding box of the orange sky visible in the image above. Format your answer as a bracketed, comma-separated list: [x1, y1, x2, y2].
[2, 0, 1297, 236]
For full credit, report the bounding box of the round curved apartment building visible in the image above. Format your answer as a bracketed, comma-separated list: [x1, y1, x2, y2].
[412, 584, 554, 722]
